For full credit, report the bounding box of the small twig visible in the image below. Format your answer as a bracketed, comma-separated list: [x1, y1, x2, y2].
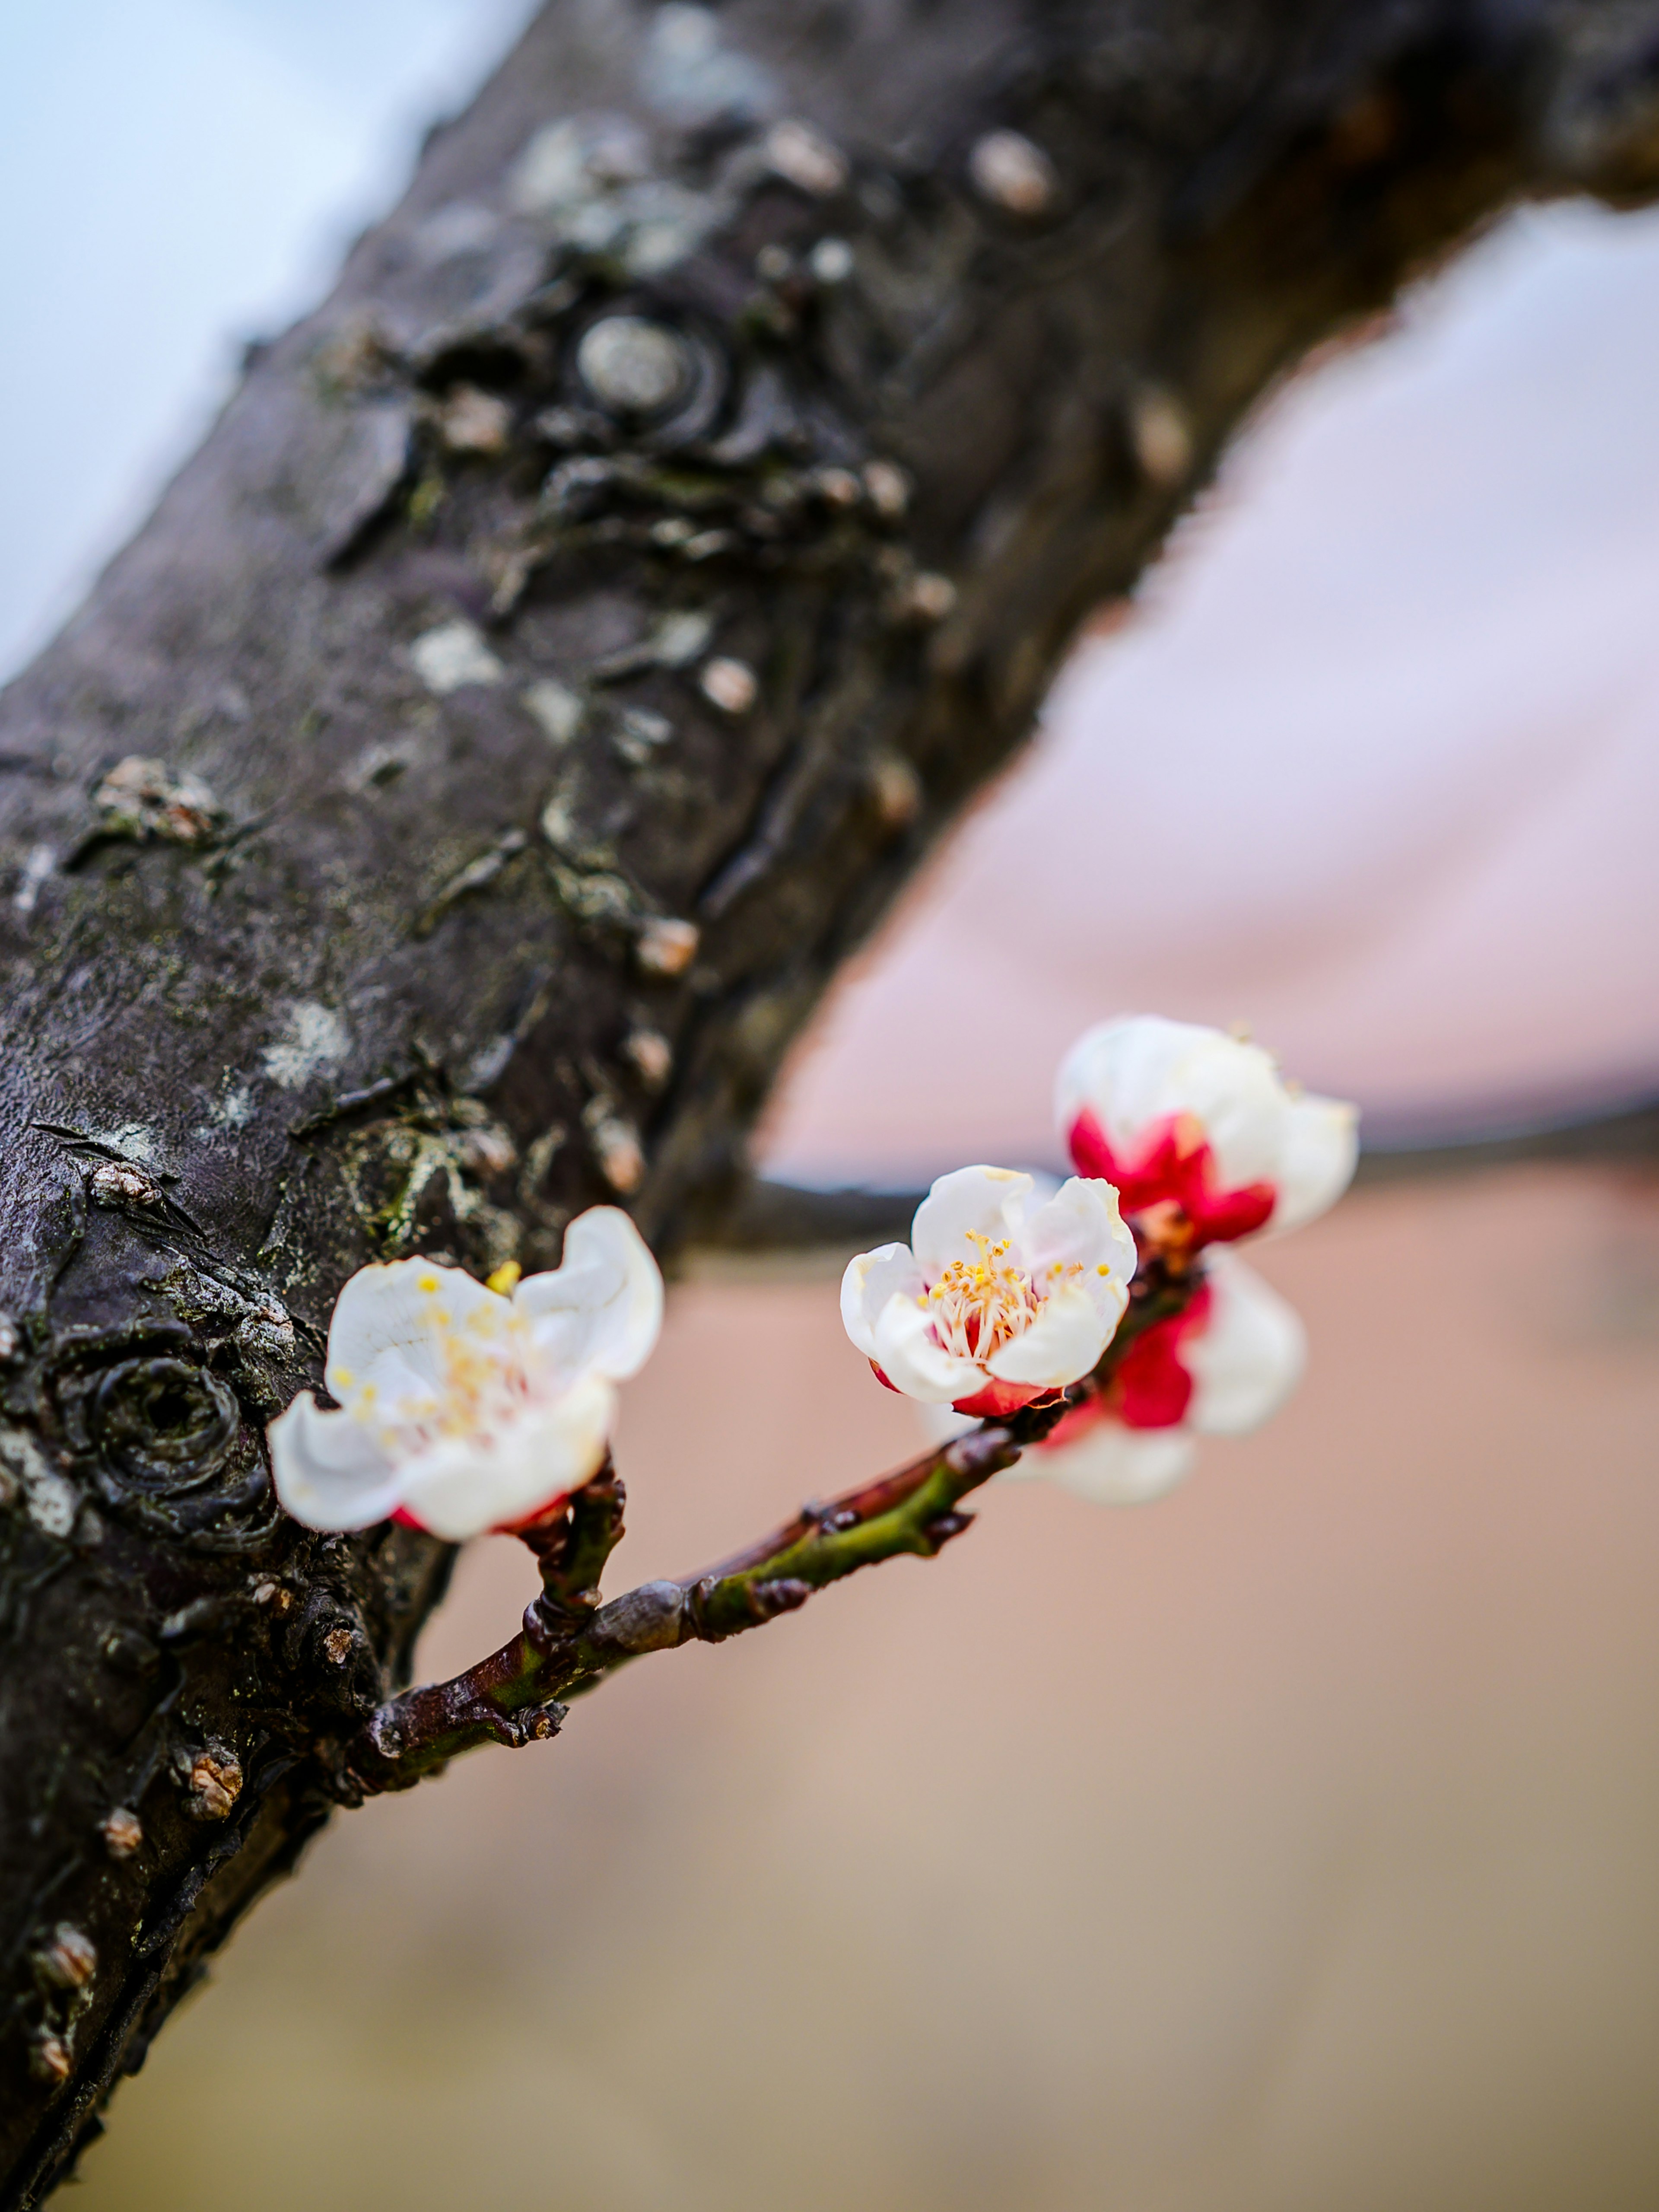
[342, 1259, 1198, 1796]
[516, 1457, 627, 1626]
[345, 1423, 1018, 1793]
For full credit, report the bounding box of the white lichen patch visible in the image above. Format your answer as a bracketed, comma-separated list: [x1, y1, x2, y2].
[415, 201, 500, 263]
[410, 620, 504, 695]
[0, 1423, 78, 1539]
[92, 1121, 159, 1162]
[576, 316, 691, 416]
[261, 1003, 350, 1090]
[13, 844, 54, 917]
[346, 734, 421, 792]
[809, 236, 854, 285]
[523, 678, 585, 747]
[640, 7, 779, 127]
[192, 1085, 255, 1146]
[647, 610, 714, 667]
[510, 115, 649, 215]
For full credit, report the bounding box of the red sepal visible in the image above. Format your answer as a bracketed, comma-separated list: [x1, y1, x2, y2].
[950, 1376, 1045, 1419]
[873, 1359, 1043, 1419]
[1068, 1108, 1274, 1249]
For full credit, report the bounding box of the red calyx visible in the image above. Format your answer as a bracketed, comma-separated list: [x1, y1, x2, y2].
[871, 1360, 1042, 1419]
[1068, 1108, 1274, 1248]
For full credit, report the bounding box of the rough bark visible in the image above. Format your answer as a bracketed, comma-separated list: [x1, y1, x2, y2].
[3, 0, 1657, 2196]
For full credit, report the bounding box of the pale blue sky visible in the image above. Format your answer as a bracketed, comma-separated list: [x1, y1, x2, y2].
[0, 0, 536, 676]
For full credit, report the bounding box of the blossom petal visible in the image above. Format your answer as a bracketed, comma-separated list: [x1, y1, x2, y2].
[396, 1376, 618, 1540]
[1055, 1015, 1191, 1150]
[267, 1393, 408, 1530]
[910, 1165, 1033, 1277]
[840, 1243, 924, 1359]
[1186, 1251, 1305, 1433]
[352, 1348, 448, 1428]
[1056, 1016, 1287, 1196]
[1023, 1176, 1137, 1304]
[1270, 1093, 1359, 1234]
[867, 1290, 983, 1403]
[325, 1257, 502, 1400]
[516, 1206, 664, 1381]
[1039, 1420, 1198, 1506]
[985, 1281, 1115, 1388]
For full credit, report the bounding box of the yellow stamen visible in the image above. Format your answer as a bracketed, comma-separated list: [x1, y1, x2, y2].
[922, 1229, 1083, 1362]
[486, 1259, 523, 1295]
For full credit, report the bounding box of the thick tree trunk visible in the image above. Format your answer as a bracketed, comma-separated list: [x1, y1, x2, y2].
[2, 0, 1656, 2196]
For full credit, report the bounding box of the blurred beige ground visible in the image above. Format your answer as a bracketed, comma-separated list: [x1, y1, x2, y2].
[79, 1166, 1659, 2212]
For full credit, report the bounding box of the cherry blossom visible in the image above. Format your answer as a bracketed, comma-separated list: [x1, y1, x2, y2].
[1014, 1248, 1306, 1504]
[842, 1165, 1136, 1417]
[267, 1209, 663, 1541]
[1056, 1015, 1358, 1250]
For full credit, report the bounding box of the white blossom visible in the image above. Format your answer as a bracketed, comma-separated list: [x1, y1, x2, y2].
[842, 1165, 1135, 1418]
[267, 1209, 662, 1540]
[1015, 1249, 1305, 1505]
[1056, 1014, 1357, 1247]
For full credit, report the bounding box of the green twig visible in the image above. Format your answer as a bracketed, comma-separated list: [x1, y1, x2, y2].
[342, 1251, 1196, 1796]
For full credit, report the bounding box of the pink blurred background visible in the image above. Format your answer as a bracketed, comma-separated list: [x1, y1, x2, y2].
[81, 1170, 1659, 2212]
[7, 7, 1657, 2207]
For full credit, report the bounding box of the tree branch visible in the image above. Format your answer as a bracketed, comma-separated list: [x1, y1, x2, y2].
[343, 1258, 1193, 1793]
[6, 0, 1659, 2194]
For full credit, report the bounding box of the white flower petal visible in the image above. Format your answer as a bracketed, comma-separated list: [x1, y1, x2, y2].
[840, 1244, 924, 1359]
[1057, 1015, 1361, 1227]
[396, 1376, 617, 1541]
[1187, 1251, 1306, 1434]
[1056, 1015, 1181, 1145]
[325, 1258, 502, 1400]
[516, 1206, 664, 1381]
[910, 1165, 1033, 1277]
[267, 1394, 408, 1531]
[1039, 1421, 1198, 1506]
[868, 1290, 984, 1403]
[353, 1348, 448, 1426]
[1023, 1175, 1137, 1292]
[1270, 1093, 1360, 1234]
[1167, 1036, 1285, 1190]
[985, 1280, 1115, 1388]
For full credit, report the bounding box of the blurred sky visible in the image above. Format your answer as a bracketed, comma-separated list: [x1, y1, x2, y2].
[0, 0, 538, 677]
[764, 205, 1659, 1177]
[4, 2, 1658, 1168]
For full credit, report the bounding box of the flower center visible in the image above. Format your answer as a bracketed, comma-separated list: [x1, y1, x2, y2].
[353, 1278, 540, 1455]
[924, 1232, 1047, 1362]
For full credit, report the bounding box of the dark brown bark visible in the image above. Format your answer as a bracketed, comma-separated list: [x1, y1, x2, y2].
[3, 0, 1657, 2196]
